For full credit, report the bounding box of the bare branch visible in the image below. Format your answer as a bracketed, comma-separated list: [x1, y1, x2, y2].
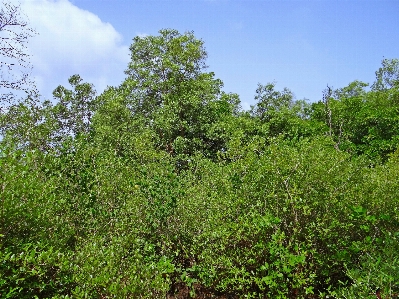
[0, 0, 37, 104]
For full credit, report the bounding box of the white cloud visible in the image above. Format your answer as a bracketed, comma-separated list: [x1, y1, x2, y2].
[17, 0, 130, 99]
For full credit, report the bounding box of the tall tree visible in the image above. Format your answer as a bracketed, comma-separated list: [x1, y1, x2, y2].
[124, 29, 209, 118]
[121, 29, 240, 157]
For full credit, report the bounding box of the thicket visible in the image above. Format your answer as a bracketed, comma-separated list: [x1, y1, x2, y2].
[1, 29, 399, 298]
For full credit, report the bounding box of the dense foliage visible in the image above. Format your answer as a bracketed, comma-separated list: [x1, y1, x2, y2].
[1, 29, 399, 298]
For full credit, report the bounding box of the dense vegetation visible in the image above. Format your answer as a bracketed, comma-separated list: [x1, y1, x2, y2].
[1, 29, 399, 298]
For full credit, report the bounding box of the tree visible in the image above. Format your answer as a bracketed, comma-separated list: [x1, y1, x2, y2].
[333, 80, 369, 99]
[371, 58, 399, 91]
[122, 29, 240, 157]
[0, 75, 96, 153]
[250, 82, 294, 122]
[0, 0, 37, 104]
[52, 74, 97, 137]
[124, 29, 208, 118]
[310, 79, 399, 160]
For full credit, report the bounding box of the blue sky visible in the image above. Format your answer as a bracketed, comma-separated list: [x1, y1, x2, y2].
[16, 0, 399, 109]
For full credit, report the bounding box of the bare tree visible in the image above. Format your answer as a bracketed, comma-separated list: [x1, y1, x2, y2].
[0, 0, 37, 104]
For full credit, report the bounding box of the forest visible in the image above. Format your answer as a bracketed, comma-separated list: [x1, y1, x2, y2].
[1, 24, 399, 298]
